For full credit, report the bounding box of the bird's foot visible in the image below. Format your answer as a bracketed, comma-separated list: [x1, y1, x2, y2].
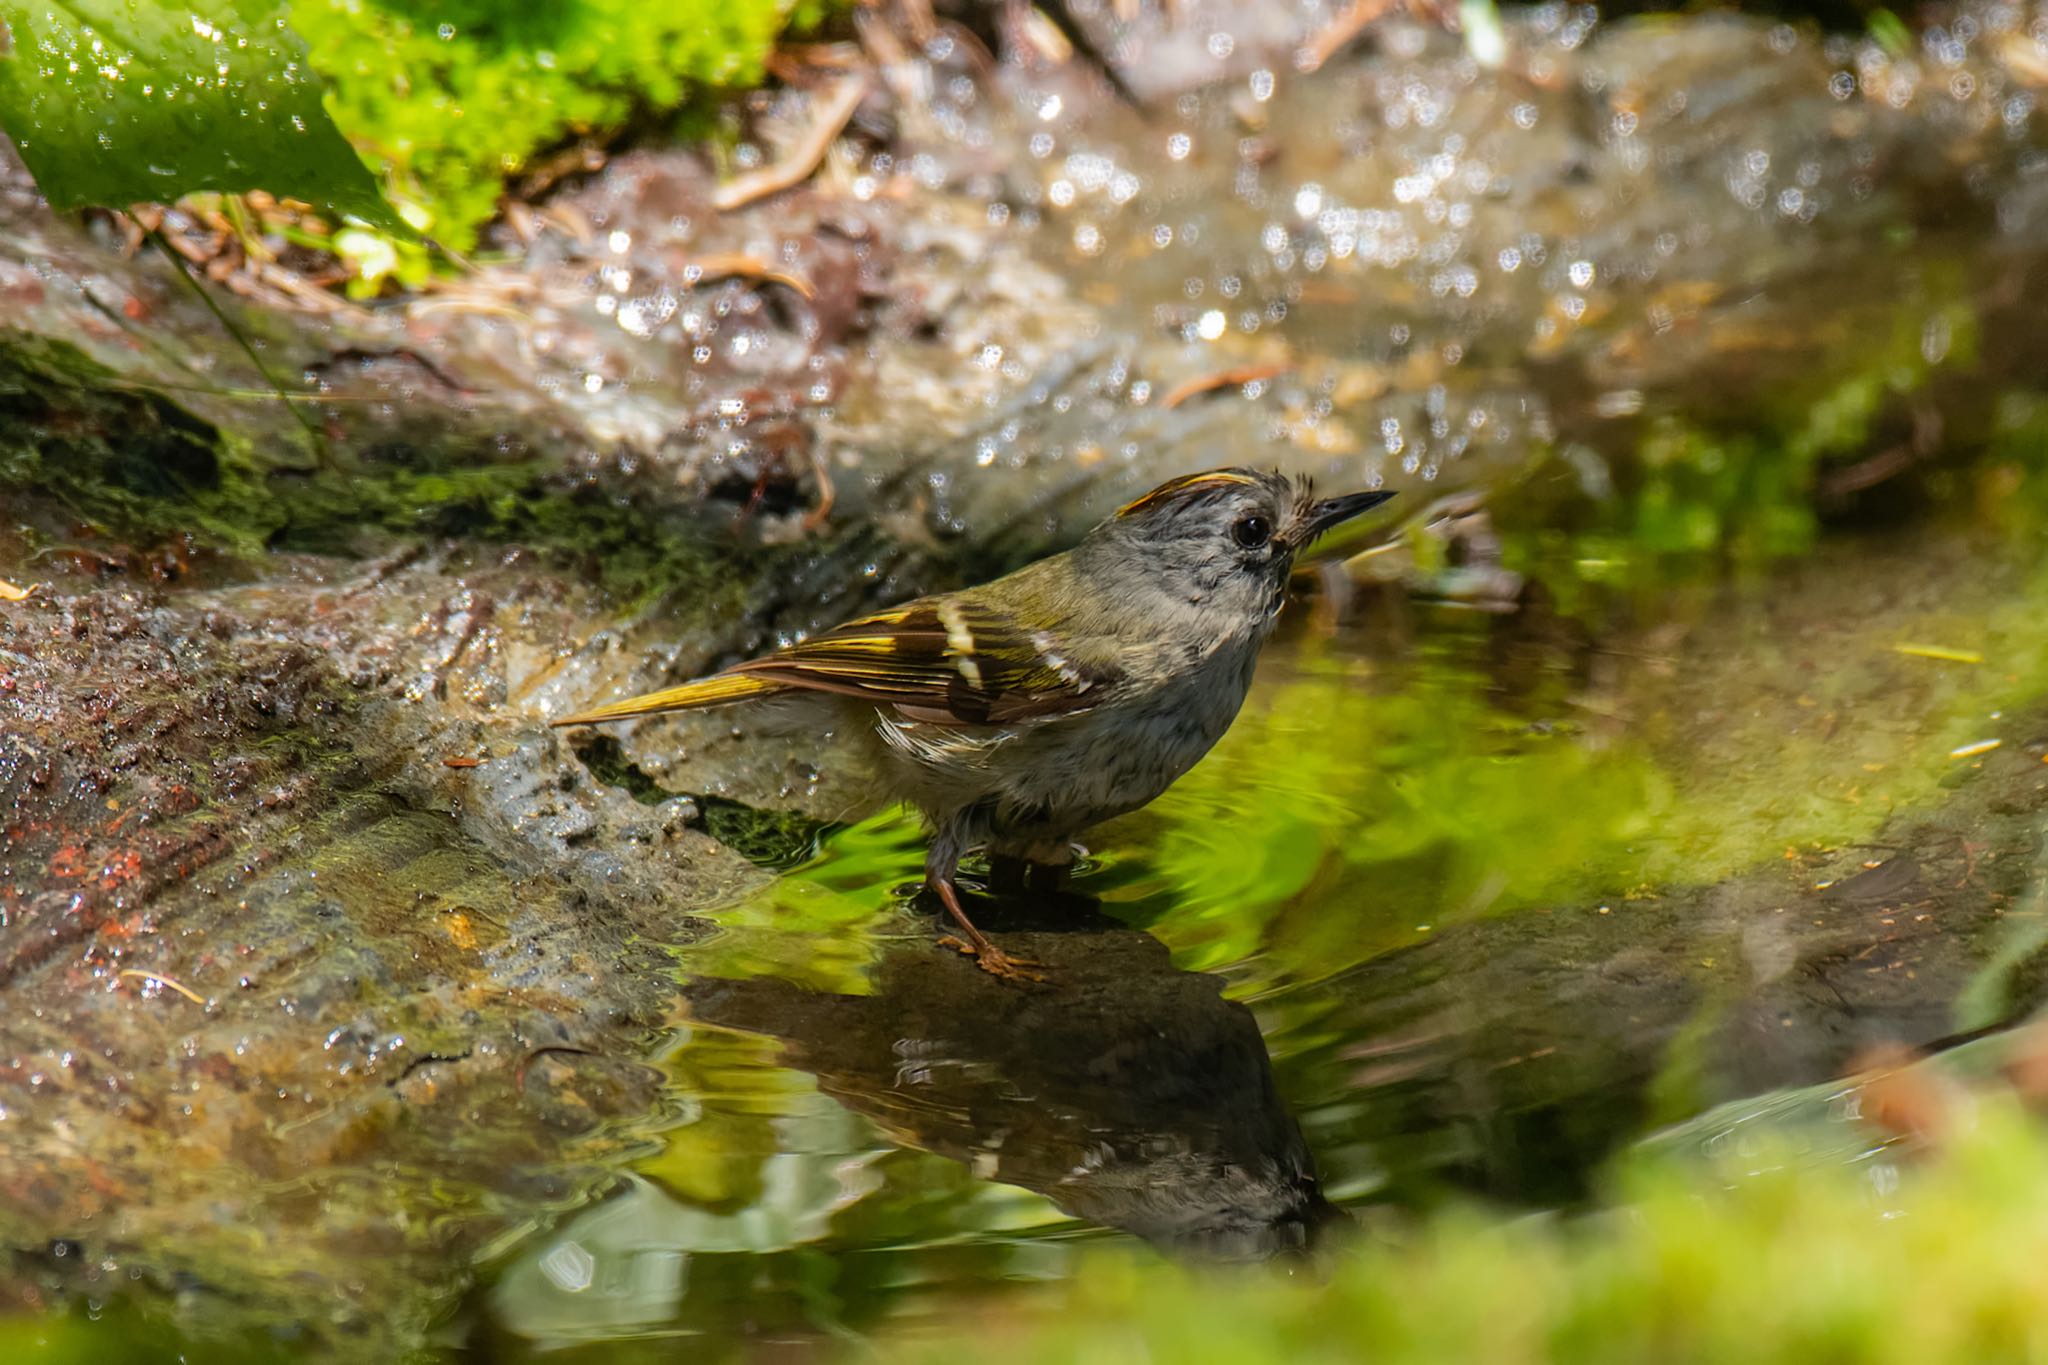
[937, 935, 1047, 983]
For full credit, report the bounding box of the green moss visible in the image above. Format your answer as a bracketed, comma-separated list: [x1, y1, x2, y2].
[0, 332, 270, 550]
[290, 0, 835, 252]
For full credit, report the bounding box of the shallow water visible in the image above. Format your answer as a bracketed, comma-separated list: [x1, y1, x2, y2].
[462, 505, 2048, 1358]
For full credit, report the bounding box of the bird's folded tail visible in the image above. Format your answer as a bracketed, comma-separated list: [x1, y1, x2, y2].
[549, 673, 785, 727]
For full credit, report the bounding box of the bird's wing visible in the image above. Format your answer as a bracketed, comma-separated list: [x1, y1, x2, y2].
[734, 595, 1118, 725]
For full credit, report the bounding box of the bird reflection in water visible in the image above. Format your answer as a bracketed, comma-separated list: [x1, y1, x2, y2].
[682, 889, 1340, 1259]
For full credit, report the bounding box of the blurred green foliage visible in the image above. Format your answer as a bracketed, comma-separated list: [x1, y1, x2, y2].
[1509, 270, 1980, 597]
[290, 0, 831, 252]
[882, 1099, 2048, 1365]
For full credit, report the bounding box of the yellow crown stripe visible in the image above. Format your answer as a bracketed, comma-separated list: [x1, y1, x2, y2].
[1114, 469, 1257, 518]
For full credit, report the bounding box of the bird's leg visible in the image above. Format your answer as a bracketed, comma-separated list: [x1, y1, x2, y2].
[925, 820, 1043, 981]
[931, 877, 1044, 982]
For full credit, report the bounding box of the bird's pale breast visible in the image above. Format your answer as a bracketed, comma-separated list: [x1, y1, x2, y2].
[873, 628, 1265, 842]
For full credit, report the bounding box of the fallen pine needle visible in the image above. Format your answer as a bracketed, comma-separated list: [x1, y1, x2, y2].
[442, 756, 484, 769]
[685, 252, 817, 300]
[0, 578, 39, 601]
[117, 969, 206, 1005]
[713, 74, 870, 211]
[1160, 363, 1292, 410]
[1892, 643, 1983, 664]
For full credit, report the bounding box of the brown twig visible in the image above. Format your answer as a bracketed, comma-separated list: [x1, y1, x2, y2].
[712, 74, 872, 211]
[801, 443, 838, 532]
[117, 969, 206, 1005]
[1160, 363, 1292, 409]
[684, 252, 817, 301]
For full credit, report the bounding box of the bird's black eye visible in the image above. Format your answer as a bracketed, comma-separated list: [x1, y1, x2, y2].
[1231, 514, 1272, 549]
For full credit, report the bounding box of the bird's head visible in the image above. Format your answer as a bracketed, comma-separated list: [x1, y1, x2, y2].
[1084, 467, 1395, 623]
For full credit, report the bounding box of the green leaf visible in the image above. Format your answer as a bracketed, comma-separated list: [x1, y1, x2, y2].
[0, 0, 402, 231]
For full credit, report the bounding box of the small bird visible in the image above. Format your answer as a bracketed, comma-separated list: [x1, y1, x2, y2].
[553, 468, 1393, 978]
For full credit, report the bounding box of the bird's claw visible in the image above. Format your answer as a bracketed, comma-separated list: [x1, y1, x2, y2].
[936, 935, 1047, 982]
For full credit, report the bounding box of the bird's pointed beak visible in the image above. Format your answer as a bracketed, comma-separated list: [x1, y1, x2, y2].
[1295, 489, 1396, 544]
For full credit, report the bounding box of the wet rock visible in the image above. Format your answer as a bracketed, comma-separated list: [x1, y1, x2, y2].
[7, 6, 2048, 562]
[0, 546, 771, 1352]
